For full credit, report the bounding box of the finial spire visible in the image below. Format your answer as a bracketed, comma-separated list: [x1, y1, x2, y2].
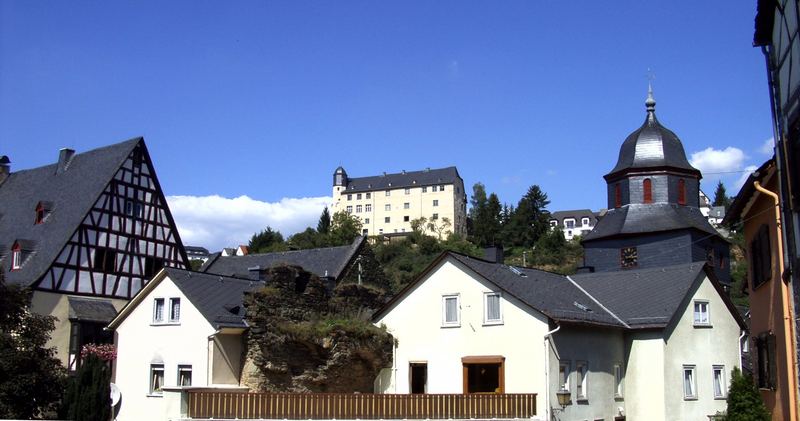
[645, 69, 656, 114]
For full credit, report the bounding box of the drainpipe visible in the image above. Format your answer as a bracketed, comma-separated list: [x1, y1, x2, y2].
[755, 181, 798, 421]
[543, 324, 561, 421]
[738, 330, 746, 371]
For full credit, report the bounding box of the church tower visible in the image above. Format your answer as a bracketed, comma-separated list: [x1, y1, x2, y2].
[582, 89, 731, 285]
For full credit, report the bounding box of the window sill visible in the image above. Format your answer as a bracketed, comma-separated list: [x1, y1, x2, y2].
[614, 395, 624, 401]
[483, 321, 503, 326]
[150, 322, 181, 326]
[146, 393, 164, 398]
[693, 323, 713, 328]
[714, 396, 727, 400]
[441, 324, 461, 329]
[683, 397, 698, 401]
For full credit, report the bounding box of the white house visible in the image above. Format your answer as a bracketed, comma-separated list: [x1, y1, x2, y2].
[373, 252, 745, 421]
[108, 268, 256, 421]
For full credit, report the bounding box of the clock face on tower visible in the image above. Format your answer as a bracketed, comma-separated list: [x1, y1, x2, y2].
[621, 247, 638, 269]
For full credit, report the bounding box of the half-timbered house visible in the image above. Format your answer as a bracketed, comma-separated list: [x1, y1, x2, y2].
[0, 137, 188, 369]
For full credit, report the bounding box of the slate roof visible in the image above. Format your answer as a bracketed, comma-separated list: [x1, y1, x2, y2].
[342, 167, 461, 194]
[185, 246, 210, 255]
[722, 158, 774, 226]
[606, 95, 700, 179]
[68, 297, 118, 323]
[449, 254, 623, 327]
[582, 203, 720, 242]
[571, 262, 707, 328]
[200, 236, 366, 280]
[0, 138, 142, 286]
[165, 267, 261, 329]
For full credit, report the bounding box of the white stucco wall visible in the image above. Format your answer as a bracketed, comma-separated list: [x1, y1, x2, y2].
[625, 331, 666, 420]
[374, 257, 550, 418]
[662, 276, 741, 421]
[113, 277, 216, 421]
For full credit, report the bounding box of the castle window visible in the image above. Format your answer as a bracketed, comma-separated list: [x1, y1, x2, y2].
[678, 179, 686, 205]
[347, 194, 352, 201]
[620, 247, 637, 268]
[356, 193, 362, 200]
[643, 178, 653, 203]
[356, 205, 362, 213]
[346, 205, 353, 213]
[11, 242, 22, 270]
[405, 188, 410, 195]
[365, 204, 372, 212]
[366, 193, 371, 199]
[614, 183, 622, 208]
[433, 200, 439, 207]
[385, 204, 391, 211]
[422, 186, 427, 193]
[385, 190, 391, 196]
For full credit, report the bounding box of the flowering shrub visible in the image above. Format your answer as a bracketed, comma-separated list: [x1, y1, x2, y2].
[80, 344, 116, 361]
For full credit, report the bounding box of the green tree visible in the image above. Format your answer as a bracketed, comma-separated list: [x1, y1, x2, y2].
[329, 211, 363, 246]
[248, 227, 286, 253]
[427, 217, 453, 240]
[0, 269, 65, 419]
[317, 206, 332, 234]
[723, 367, 770, 420]
[61, 352, 112, 421]
[505, 185, 551, 247]
[714, 181, 732, 209]
[287, 227, 328, 250]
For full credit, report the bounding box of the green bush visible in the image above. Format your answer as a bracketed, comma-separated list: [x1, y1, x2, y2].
[60, 354, 112, 421]
[723, 367, 770, 421]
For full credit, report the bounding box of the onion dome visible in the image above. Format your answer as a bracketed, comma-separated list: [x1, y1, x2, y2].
[606, 87, 700, 180]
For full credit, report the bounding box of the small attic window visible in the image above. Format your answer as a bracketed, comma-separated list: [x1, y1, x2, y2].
[34, 201, 52, 224]
[508, 266, 527, 277]
[11, 242, 22, 270]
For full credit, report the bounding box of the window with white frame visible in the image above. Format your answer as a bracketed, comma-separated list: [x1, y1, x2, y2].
[439, 185, 445, 191]
[346, 205, 353, 213]
[432, 213, 438, 220]
[683, 365, 697, 399]
[385, 190, 390, 196]
[347, 194, 352, 201]
[178, 365, 192, 386]
[484, 292, 502, 324]
[713, 365, 726, 399]
[558, 362, 570, 391]
[576, 361, 588, 399]
[385, 217, 390, 223]
[11, 245, 22, 270]
[357, 193, 362, 200]
[356, 205, 363, 213]
[405, 188, 410, 195]
[150, 364, 165, 395]
[366, 193, 371, 199]
[693, 301, 710, 326]
[582, 218, 590, 226]
[564, 218, 575, 229]
[169, 298, 181, 322]
[614, 363, 623, 398]
[404, 202, 410, 209]
[433, 200, 439, 207]
[385, 204, 391, 211]
[365, 204, 372, 212]
[422, 186, 427, 193]
[153, 298, 165, 323]
[442, 295, 460, 327]
[365, 218, 370, 224]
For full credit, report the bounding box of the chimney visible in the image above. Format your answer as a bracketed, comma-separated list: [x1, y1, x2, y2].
[57, 148, 75, 174]
[483, 245, 504, 264]
[0, 156, 9, 185]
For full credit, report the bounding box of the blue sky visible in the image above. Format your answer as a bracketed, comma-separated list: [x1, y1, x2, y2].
[0, 1, 774, 250]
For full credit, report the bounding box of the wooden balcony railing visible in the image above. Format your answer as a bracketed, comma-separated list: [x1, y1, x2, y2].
[187, 390, 537, 419]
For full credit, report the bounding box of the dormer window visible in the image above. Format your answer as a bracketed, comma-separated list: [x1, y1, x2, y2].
[34, 201, 52, 224]
[643, 178, 653, 204]
[11, 242, 22, 270]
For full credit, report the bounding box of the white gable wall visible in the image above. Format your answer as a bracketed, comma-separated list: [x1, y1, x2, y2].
[375, 257, 550, 417]
[113, 276, 216, 421]
[625, 331, 666, 420]
[662, 275, 741, 421]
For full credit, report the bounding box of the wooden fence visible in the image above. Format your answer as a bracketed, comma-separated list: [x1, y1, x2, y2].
[187, 391, 537, 419]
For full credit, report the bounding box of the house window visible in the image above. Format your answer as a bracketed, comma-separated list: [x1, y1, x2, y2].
[385, 204, 391, 211]
[366, 193, 371, 199]
[357, 193, 362, 200]
[385, 217, 391, 223]
[559, 362, 570, 392]
[564, 219, 575, 229]
[756, 333, 777, 389]
[410, 363, 427, 394]
[550, 220, 557, 228]
[356, 205, 363, 213]
[678, 179, 686, 205]
[11, 243, 22, 270]
[365, 204, 372, 212]
[620, 247, 637, 269]
[484, 292, 502, 324]
[347, 194, 352, 201]
[346, 205, 353, 213]
[364, 218, 370, 224]
[439, 185, 445, 191]
[405, 188, 410, 195]
[92, 247, 117, 273]
[693, 301, 710, 326]
[581, 218, 590, 226]
[169, 298, 181, 322]
[713, 365, 725, 399]
[404, 202, 410, 209]
[614, 363, 623, 398]
[178, 365, 192, 387]
[404, 216, 410, 222]
[153, 298, 165, 323]
[385, 190, 391, 196]
[643, 178, 653, 203]
[576, 361, 588, 399]
[442, 295, 460, 327]
[125, 200, 143, 218]
[433, 200, 439, 207]
[462, 356, 504, 394]
[751, 224, 772, 289]
[362, 229, 369, 235]
[150, 364, 165, 395]
[615, 183, 622, 208]
[432, 213, 439, 220]
[422, 186, 427, 193]
[683, 365, 697, 399]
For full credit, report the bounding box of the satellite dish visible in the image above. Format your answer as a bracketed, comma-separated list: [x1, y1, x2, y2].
[110, 383, 121, 407]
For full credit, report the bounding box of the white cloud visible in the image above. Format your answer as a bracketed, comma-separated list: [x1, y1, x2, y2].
[689, 147, 747, 175]
[760, 137, 775, 155]
[734, 165, 759, 190]
[166, 195, 332, 252]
